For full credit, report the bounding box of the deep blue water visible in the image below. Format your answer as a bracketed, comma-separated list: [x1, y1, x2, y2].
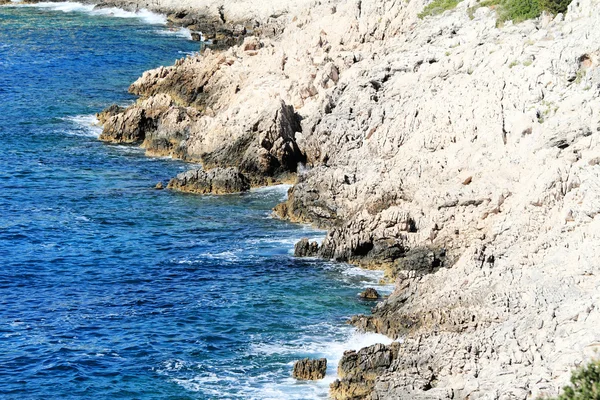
[0, 4, 392, 400]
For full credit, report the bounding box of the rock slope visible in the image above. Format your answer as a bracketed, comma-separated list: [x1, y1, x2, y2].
[97, 0, 600, 397]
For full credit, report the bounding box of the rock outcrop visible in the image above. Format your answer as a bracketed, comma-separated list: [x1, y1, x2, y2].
[359, 288, 380, 300]
[167, 167, 250, 194]
[293, 238, 320, 257]
[331, 343, 400, 399]
[99, 46, 305, 186]
[96, 0, 600, 397]
[292, 358, 328, 380]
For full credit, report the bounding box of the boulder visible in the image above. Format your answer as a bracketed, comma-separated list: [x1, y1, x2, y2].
[294, 238, 320, 257]
[292, 358, 327, 380]
[167, 167, 250, 195]
[330, 343, 399, 399]
[359, 288, 380, 300]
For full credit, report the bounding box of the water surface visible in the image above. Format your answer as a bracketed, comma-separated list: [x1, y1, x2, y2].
[0, 5, 391, 399]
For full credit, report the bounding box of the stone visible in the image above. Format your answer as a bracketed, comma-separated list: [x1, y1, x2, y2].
[167, 167, 250, 195]
[155, 182, 164, 190]
[292, 358, 327, 380]
[294, 238, 319, 257]
[359, 287, 380, 300]
[96, 104, 124, 124]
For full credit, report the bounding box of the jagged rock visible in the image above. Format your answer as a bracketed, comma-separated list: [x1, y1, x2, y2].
[292, 358, 327, 380]
[155, 182, 164, 190]
[96, 104, 124, 124]
[96, 0, 600, 397]
[167, 167, 250, 195]
[359, 288, 380, 300]
[294, 238, 319, 257]
[330, 343, 400, 399]
[99, 107, 154, 144]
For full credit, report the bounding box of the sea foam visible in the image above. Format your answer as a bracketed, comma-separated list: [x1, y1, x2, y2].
[17, 2, 167, 25]
[63, 115, 102, 138]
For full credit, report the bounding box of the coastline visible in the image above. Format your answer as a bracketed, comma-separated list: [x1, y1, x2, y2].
[14, 0, 600, 398]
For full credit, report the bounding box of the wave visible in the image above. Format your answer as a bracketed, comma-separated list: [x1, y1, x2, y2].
[15, 2, 167, 25]
[155, 27, 193, 40]
[247, 326, 398, 398]
[63, 114, 102, 137]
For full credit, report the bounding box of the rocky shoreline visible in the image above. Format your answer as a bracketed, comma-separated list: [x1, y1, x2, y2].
[24, 0, 600, 397]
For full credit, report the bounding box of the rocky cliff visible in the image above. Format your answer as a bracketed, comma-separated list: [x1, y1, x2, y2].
[97, 0, 600, 397]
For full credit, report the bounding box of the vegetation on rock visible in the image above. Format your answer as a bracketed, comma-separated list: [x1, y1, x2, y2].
[549, 361, 600, 400]
[422, 0, 572, 22]
[418, 0, 461, 18]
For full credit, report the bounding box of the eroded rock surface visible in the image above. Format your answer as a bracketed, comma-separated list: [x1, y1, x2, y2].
[331, 343, 400, 399]
[292, 358, 327, 380]
[167, 167, 250, 194]
[97, 0, 600, 397]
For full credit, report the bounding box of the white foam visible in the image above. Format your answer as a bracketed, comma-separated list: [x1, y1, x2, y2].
[247, 326, 399, 398]
[18, 2, 167, 25]
[63, 114, 102, 137]
[155, 27, 193, 40]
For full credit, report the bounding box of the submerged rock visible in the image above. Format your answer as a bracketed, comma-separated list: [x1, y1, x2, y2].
[167, 167, 250, 195]
[292, 358, 327, 380]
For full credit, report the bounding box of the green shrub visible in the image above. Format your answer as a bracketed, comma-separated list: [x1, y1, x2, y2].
[539, 0, 571, 14]
[550, 360, 600, 400]
[418, 0, 461, 18]
[466, 0, 572, 23]
[497, 0, 540, 23]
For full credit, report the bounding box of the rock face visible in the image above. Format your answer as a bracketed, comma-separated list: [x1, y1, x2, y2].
[292, 358, 327, 380]
[167, 167, 250, 195]
[97, 0, 600, 397]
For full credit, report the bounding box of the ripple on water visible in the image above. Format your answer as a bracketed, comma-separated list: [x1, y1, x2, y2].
[0, 6, 388, 400]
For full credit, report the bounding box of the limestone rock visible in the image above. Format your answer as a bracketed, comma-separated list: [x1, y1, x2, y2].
[167, 167, 250, 195]
[96, 0, 600, 397]
[292, 358, 327, 380]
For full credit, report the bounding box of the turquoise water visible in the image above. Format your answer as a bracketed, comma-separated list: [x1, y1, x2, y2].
[0, 4, 391, 399]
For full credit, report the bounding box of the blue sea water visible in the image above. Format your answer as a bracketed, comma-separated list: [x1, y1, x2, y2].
[0, 4, 393, 400]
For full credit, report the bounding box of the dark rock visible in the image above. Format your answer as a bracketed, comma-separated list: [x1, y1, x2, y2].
[167, 167, 250, 195]
[294, 238, 320, 257]
[292, 358, 327, 380]
[359, 287, 380, 300]
[190, 32, 202, 42]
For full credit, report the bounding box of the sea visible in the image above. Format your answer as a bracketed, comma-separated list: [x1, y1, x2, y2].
[0, 3, 392, 399]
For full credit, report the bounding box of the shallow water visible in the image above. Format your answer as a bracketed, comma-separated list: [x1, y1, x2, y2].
[0, 5, 392, 399]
